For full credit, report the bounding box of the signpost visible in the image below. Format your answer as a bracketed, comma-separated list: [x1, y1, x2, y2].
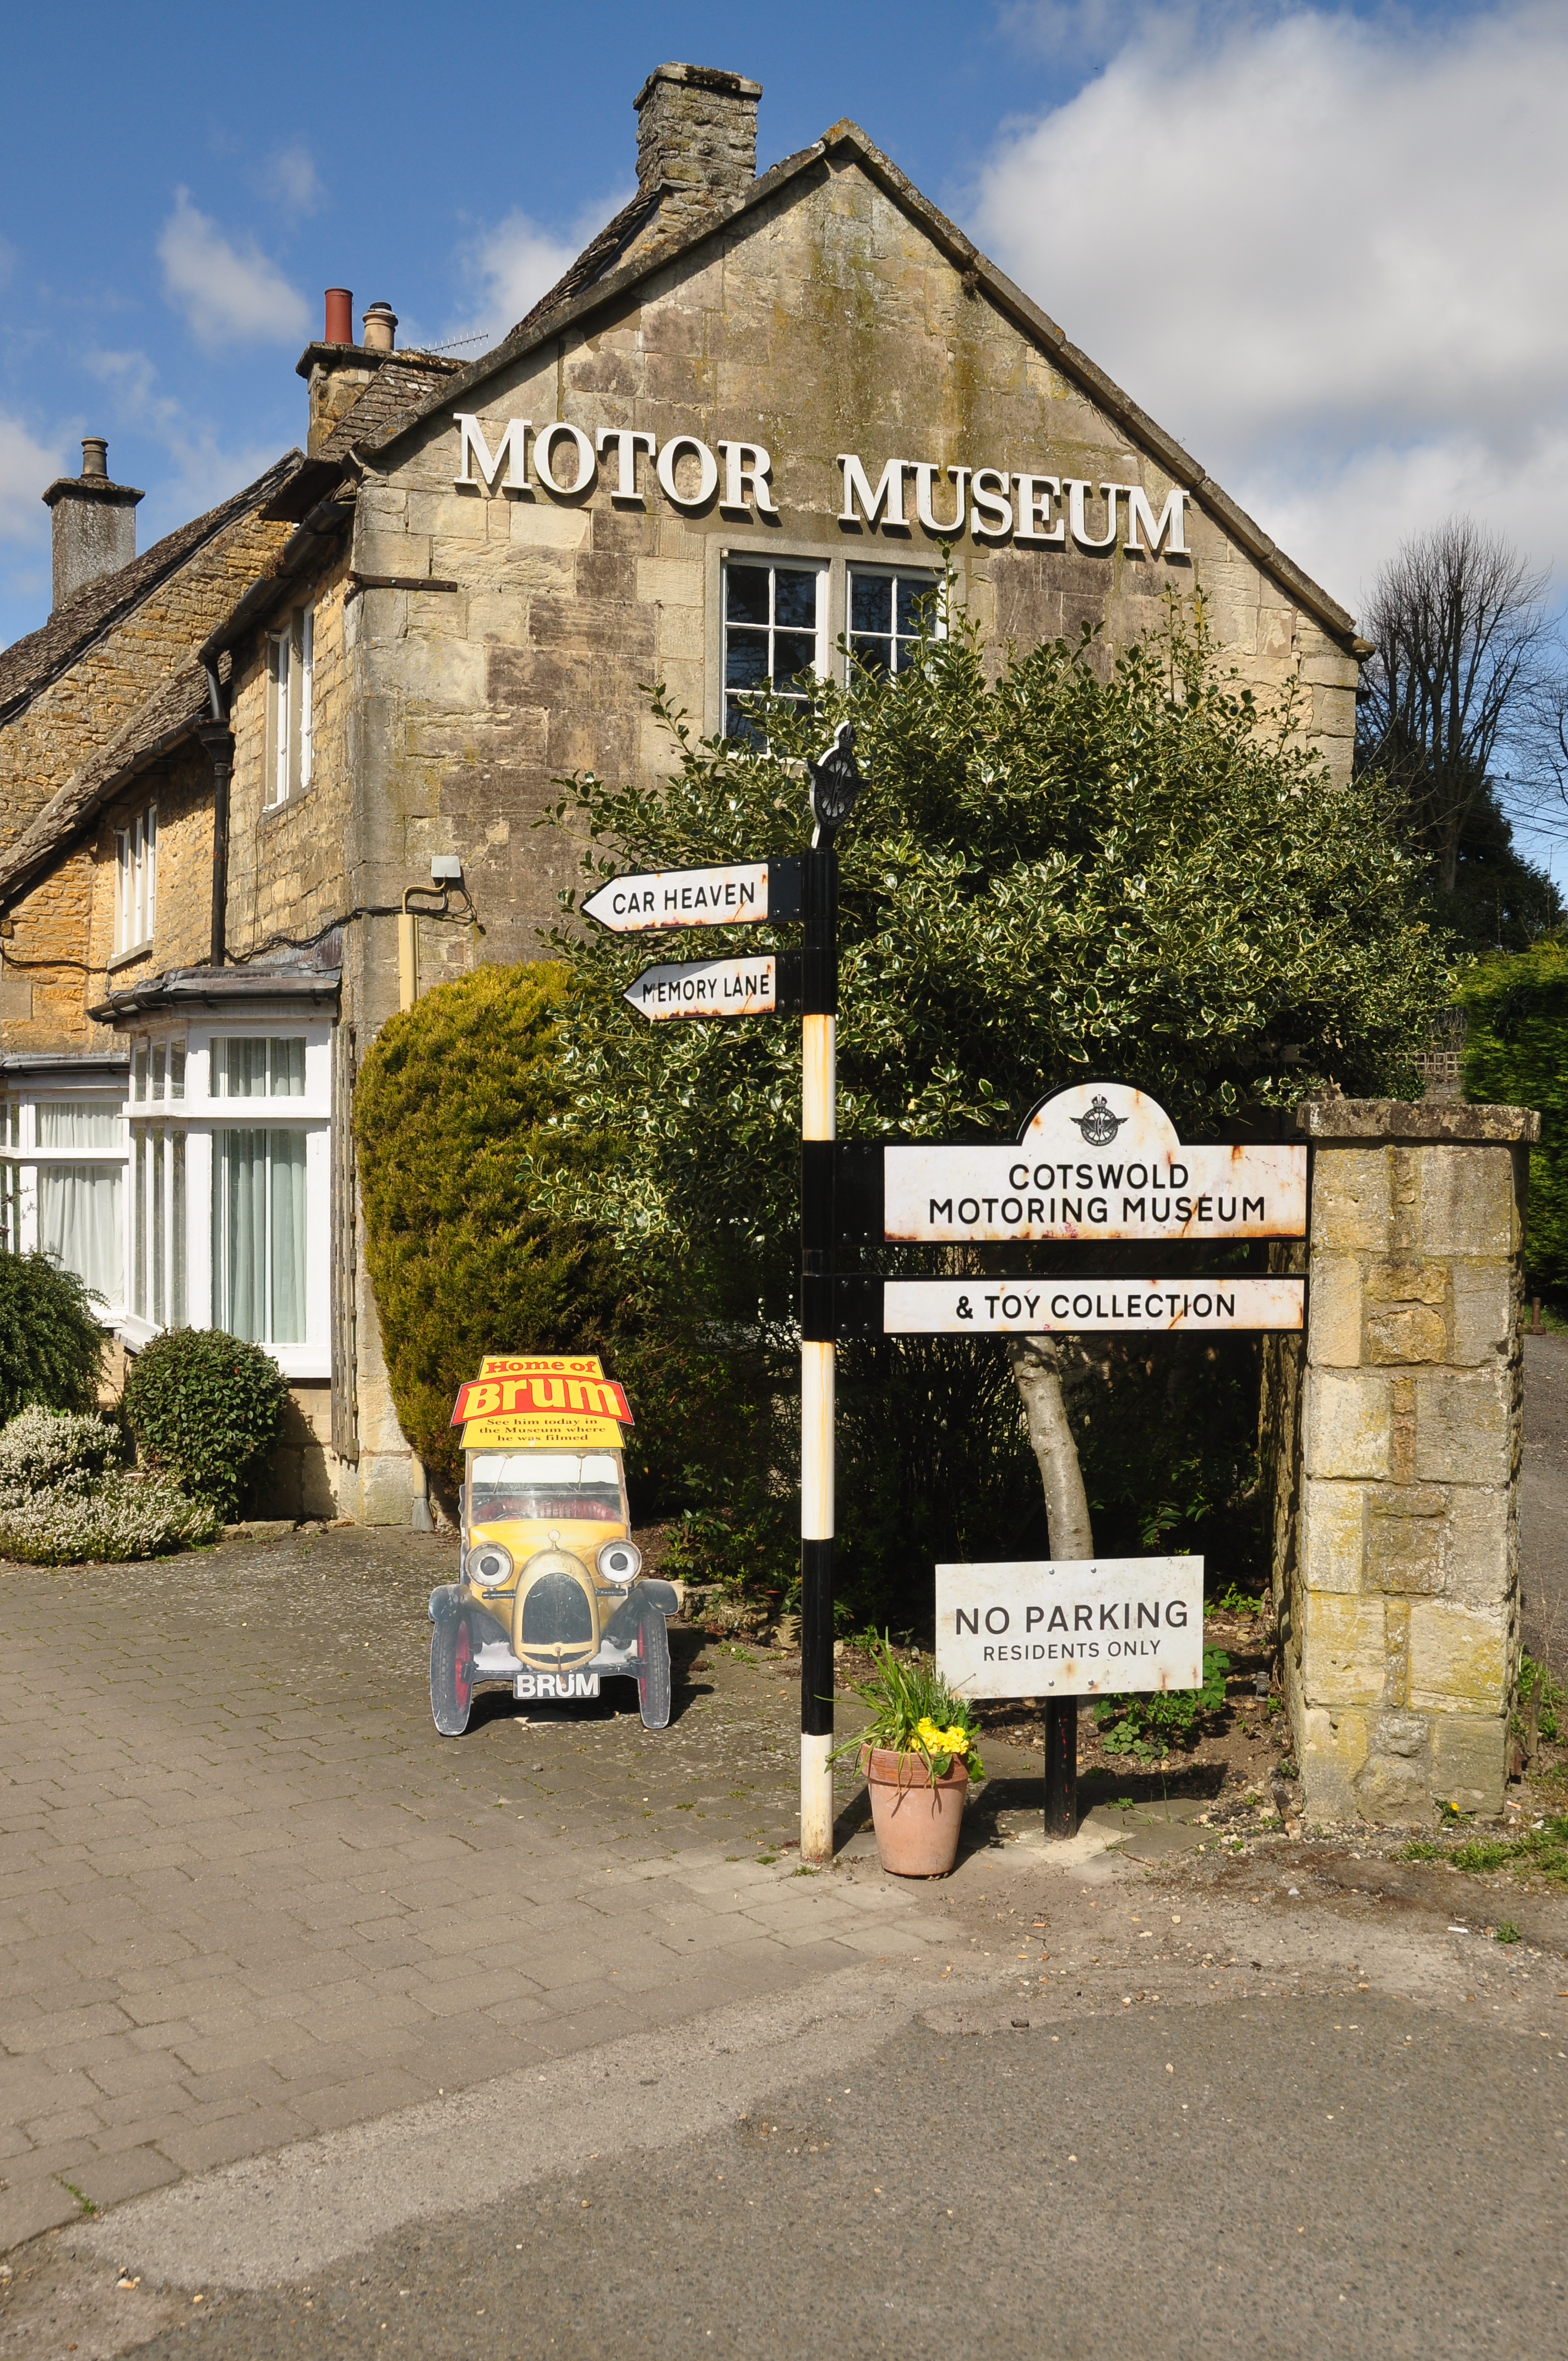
[586, 808, 1309, 1856]
[584, 725, 861, 1865]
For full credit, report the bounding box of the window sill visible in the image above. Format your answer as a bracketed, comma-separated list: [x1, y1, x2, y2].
[107, 943, 155, 974]
[260, 783, 315, 823]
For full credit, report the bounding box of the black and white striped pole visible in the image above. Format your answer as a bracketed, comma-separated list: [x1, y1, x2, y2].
[798, 722, 862, 1864]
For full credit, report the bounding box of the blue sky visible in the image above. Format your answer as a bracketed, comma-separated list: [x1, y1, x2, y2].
[3, 5, 1564, 752]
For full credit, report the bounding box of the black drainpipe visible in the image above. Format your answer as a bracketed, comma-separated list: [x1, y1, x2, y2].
[198, 661, 232, 969]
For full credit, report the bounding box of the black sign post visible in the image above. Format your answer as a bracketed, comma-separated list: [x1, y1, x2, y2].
[584, 723, 862, 1867]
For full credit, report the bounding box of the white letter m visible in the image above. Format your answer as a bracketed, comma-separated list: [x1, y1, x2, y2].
[454, 414, 529, 492]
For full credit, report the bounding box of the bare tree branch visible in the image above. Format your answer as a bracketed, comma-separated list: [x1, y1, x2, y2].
[1357, 517, 1555, 895]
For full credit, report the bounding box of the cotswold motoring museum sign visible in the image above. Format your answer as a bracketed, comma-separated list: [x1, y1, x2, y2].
[453, 416, 1189, 555]
[846, 1082, 1308, 1335]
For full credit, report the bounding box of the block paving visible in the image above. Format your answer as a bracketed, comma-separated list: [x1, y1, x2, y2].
[0, 1528, 936, 2250]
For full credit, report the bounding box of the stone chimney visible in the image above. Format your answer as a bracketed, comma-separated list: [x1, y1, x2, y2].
[631, 64, 760, 246]
[42, 439, 144, 611]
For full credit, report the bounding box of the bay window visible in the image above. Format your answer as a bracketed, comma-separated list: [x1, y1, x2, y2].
[0, 1069, 129, 1314]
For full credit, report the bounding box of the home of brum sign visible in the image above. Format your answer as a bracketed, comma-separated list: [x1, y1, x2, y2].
[452, 417, 1188, 554]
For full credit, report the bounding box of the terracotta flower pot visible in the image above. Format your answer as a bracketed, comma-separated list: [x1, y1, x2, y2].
[861, 1744, 970, 1876]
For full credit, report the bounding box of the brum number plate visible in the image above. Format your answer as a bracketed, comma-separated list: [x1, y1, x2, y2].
[514, 1672, 601, 1700]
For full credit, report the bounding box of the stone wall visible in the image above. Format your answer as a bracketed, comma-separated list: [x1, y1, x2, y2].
[0, 739, 218, 1057]
[337, 149, 1362, 1036]
[226, 553, 353, 961]
[1279, 1098, 1538, 1824]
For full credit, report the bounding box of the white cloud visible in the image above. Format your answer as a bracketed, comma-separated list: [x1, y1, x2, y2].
[257, 143, 325, 219]
[971, 3, 1568, 616]
[0, 412, 66, 541]
[85, 348, 284, 517]
[157, 189, 311, 351]
[443, 188, 634, 352]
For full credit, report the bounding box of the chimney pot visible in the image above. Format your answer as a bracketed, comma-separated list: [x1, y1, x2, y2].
[633, 63, 760, 235]
[361, 301, 397, 354]
[80, 437, 108, 479]
[324, 287, 354, 345]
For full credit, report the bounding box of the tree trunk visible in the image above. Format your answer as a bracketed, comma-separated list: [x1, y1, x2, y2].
[1005, 1334, 1094, 1558]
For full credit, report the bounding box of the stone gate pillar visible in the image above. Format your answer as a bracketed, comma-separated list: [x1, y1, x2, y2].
[1280, 1098, 1538, 1824]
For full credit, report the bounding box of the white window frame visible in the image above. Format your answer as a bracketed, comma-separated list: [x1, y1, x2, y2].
[113, 806, 157, 958]
[266, 606, 314, 809]
[720, 556, 830, 743]
[134, 1021, 333, 1379]
[1, 1086, 129, 1323]
[845, 561, 946, 678]
[125, 1035, 188, 1332]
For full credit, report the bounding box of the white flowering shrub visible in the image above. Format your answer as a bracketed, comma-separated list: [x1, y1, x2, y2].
[0, 1406, 122, 1502]
[0, 1405, 218, 1564]
[0, 1470, 219, 1565]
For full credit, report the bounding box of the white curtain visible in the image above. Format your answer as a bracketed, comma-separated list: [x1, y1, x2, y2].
[38, 1103, 120, 1149]
[38, 1163, 122, 1302]
[216, 1128, 267, 1338]
[268, 1129, 306, 1341]
[215, 1127, 306, 1342]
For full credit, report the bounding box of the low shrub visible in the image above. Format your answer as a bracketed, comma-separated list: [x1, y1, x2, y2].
[1094, 1645, 1231, 1760]
[0, 1471, 219, 1564]
[0, 1253, 105, 1423]
[122, 1329, 288, 1521]
[0, 1406, 122, 1500]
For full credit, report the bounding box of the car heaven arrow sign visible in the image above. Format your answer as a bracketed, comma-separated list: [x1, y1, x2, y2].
[624, 951, 802, 1021]
[584, 858, 801, 933]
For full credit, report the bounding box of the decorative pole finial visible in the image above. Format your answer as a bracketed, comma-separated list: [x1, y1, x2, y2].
[808, 719, 862, 847]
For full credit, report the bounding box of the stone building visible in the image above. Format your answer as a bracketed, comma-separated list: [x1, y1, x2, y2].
[0, 62, 1370, 1525]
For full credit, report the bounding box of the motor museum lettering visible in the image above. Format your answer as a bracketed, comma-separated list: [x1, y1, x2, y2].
[452, 415, 1188, 554]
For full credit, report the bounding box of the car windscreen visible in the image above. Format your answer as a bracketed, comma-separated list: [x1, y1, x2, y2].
[468, 1451, 623, 1525]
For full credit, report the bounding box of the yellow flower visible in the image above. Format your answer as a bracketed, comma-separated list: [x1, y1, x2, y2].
[943, 1726, 970, 1755]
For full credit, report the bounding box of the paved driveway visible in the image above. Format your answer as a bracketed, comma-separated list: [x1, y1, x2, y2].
[0, 1530, 930, 2250]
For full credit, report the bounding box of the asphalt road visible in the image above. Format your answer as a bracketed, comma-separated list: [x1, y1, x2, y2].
[68, 1990, 1568, 2361]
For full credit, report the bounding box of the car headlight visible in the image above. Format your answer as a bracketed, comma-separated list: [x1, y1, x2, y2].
[597, 1539, 643, 1583]
[465, 1542, 513, 1588]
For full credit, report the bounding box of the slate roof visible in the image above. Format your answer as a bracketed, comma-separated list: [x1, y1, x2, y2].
[363, 121, 1364, 651]
[316, 351, 466, 463]
[0, 453, 301, 725]
[0, 656, 226, 910]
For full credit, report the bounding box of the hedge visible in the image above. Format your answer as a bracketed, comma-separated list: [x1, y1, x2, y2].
[1460, 945, 1568, 1292]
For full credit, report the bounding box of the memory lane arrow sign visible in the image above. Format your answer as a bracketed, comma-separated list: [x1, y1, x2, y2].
[584, 858, 802, 933]
[624, 951, 802, 1021]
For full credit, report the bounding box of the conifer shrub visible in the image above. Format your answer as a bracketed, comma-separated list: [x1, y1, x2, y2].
[353, 962, 627, 1493]
[0, 1253, 105, 1423]
[354, 959, 772, 1510]
[122, 1329, 288, 1521]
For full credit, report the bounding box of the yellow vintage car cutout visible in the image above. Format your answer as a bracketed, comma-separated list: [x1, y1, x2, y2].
[428, 1354, 679, 1735]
